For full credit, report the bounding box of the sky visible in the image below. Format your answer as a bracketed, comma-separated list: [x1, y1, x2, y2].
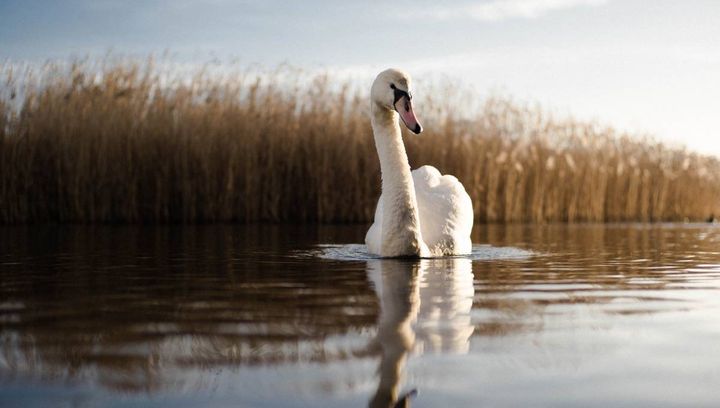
[1, 0, 719, 155]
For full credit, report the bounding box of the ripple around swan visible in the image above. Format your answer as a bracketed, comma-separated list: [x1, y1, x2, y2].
[310, 244, 534, 261]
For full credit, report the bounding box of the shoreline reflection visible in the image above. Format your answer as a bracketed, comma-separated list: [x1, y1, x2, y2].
[1, 224, 720, 408]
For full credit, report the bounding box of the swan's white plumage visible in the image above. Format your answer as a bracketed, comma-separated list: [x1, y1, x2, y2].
[365, 68, 473, 258]
[366, 165, 473, 257]
[412, 165, 473, 255]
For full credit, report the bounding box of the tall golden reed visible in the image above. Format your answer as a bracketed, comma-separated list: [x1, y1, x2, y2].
[1, 59, 719, 223]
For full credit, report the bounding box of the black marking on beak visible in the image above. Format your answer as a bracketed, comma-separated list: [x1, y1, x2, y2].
[390, 83, 411, 104]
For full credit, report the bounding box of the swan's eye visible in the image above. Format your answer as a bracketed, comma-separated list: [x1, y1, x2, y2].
[390, 84, 396, 90]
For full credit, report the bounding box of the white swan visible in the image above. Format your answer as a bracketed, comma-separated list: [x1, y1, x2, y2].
[365, 68, 474, 257]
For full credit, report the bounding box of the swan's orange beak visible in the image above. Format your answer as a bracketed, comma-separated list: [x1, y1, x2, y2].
[395, 95, 422, 134]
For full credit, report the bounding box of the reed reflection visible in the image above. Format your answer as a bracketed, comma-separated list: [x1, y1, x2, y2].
[1, 224, 719, 401]
[366, 258, 474, 408]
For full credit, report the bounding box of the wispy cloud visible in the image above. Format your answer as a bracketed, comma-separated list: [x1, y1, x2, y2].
[409, 0, 609, 22]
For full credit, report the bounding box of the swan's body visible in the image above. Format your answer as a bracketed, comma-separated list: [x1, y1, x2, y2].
[365, 69, 473, 257]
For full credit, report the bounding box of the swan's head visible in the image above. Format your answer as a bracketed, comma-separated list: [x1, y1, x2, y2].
[371, 68, 422, 134]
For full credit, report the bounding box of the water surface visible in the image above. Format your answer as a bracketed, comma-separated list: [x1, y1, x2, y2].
[1, 224, 720, 407]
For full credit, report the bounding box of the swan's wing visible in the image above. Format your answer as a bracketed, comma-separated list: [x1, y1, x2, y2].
[412, 165, 473, 255]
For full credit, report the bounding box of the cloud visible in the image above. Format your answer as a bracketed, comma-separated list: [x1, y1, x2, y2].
[410, 0, 609, 22]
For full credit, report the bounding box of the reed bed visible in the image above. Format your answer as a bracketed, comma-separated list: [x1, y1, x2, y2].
[1, 59, 719, 224]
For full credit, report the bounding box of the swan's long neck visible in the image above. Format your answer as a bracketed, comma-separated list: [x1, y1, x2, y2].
[371, 104, 425, 256]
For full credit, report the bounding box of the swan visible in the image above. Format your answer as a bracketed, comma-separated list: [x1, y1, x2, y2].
[365, 69, 474, 257]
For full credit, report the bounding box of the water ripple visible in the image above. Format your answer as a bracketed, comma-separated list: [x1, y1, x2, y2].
[308, 244, 534, 261]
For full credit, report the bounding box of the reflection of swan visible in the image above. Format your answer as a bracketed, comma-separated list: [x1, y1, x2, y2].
[365, 69, 473, 257]
[367, 260, 420, 408]
[367, 258, 475, 407]
[415, 258, 475, 354]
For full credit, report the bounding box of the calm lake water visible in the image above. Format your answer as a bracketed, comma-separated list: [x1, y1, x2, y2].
[1, 224, 720, 407]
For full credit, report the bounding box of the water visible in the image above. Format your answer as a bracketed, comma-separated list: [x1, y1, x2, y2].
[1, 224, 720, 407]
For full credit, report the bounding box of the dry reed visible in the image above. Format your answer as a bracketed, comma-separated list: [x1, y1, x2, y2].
[1, 59, 719, 224]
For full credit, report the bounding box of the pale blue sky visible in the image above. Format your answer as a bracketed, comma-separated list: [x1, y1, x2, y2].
[2, 0, 719, 154]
